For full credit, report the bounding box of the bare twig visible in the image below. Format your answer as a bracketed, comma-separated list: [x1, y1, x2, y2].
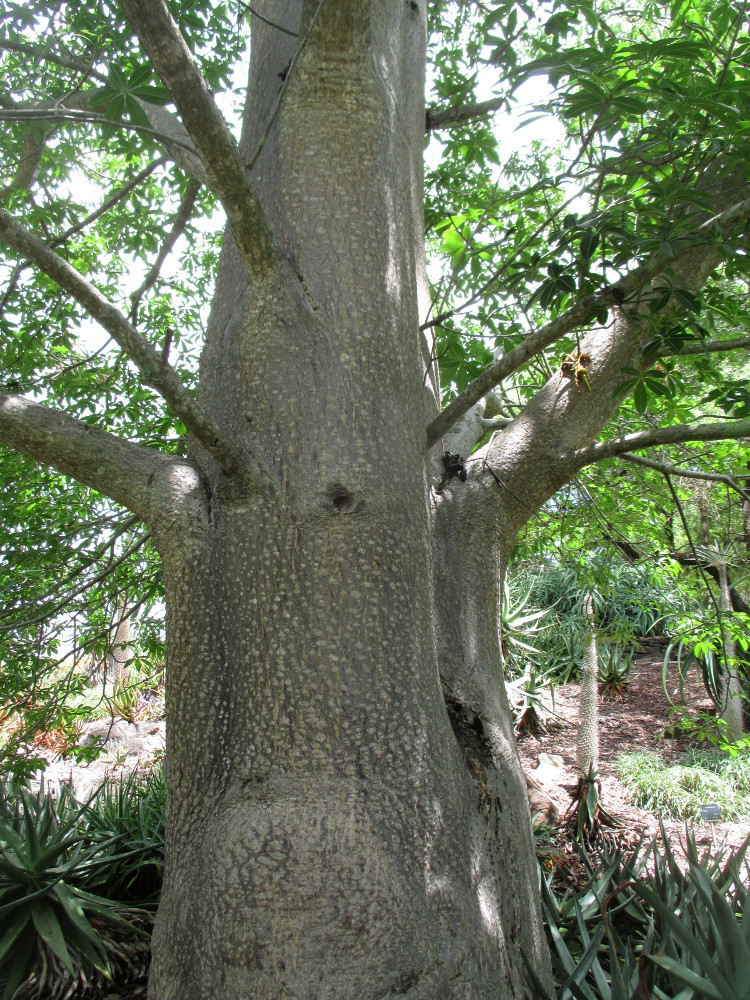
[426, 96, 507, 131]
[620, 453, 750, 501]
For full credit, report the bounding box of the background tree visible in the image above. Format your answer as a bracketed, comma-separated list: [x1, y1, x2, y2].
[2, 1, 750, 998]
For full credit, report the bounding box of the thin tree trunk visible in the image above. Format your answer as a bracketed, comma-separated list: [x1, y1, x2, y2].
[111, 602, 132, 686]
[577, 594, 599, 778]
[718, 562, 744, 743]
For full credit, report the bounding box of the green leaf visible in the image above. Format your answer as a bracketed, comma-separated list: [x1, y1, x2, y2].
[672, 288, 701, 313]
[0, 910, 30, 965]
[29, 901, 74, 975]
[580, 230, 600, 261]
[1, 928, 35, 1000]
[633, 381, 648, 413]
[646, 954, 724, 1000]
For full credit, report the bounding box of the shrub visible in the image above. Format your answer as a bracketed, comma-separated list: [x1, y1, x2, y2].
[527, 826, 750, 1000]
[0, 772, 163, 999]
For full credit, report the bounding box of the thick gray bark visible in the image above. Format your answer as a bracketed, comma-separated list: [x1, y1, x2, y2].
[143, 3, 549, 997]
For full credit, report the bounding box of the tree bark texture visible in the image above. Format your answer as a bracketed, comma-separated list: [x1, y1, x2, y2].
[144, 4, 549, 997]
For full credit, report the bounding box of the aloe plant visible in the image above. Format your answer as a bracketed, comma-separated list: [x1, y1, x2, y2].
[597, 642, 633, 699]
[84, 768, 165, 905]
[635, 832, 750, 1000]
[524, 825, 750, 1000]
[0, 780, 146, 999]
[506, 664, 558, 734]
[500, 579, 550, 674]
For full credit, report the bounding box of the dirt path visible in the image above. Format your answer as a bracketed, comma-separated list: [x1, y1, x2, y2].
[517, 654, 750, 851]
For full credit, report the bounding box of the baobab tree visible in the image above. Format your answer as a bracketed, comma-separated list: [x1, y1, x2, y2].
[1, 1, 750, 997]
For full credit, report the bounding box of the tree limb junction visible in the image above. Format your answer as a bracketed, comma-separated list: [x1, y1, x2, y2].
[119, 0, 277, 277]
[0, 209, 239, 472]
[426, 193, 750, 448]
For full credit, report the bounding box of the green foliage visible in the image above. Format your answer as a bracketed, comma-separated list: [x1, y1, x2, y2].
[523, 561, 667, 637]
[0, 772, 163, 998]
[614, 749, 750, 821]
[501, 580, 551, 670]
[0, 780, 128, 997]
[428, 0, 750, 420]
[664, 615, 750, 720]
[508, 560, 668, 683]
[84, 770, 165, 906]
[565, 768, 611, 843]
[598, 643, 634, 698]
[107, 680, 140, 725]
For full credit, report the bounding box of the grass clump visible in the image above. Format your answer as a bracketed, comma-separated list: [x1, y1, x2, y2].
[615, 749, 750, 821]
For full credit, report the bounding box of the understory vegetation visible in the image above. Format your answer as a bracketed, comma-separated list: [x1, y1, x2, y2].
[0, 771, 162, 999]
[615, 749, 750, 823]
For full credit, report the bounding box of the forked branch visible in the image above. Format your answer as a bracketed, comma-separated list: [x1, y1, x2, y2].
[119, 0, 278, 277]
[426, 193, 750, 448]
[0, 209, 239, 472]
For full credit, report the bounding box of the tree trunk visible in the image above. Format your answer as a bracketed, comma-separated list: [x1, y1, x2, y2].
[576, 595, 599, 778]
[5, 4, 747, 999]
[144, 4, 549, 997]
[110, 602, 132, 686]
[718, 561, 744, 744]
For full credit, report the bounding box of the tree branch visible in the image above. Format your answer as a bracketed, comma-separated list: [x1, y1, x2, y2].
[0, 209, 239, 472]
[426, 97, 506, 131]
[0, 393, 197, 524]
[655, 335, 750, 359]
[130, 178, 201, 324]
[0, 106, 208, 184]
[119, 0, 277, 277]
[0, 39, 107, 83]
[620, 452, 750, 499]
[573, 419, 750, 467]
[426, 193, 750, 448]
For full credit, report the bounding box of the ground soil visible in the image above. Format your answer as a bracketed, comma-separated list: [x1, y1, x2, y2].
[517, 651, 750, 853]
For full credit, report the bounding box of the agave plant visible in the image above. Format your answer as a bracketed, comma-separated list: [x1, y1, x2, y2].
[597, 642, 634, 699]
[500, 579, 550, 674]
[0, 779, 147, 999]
[524, 825, 750, 1000]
